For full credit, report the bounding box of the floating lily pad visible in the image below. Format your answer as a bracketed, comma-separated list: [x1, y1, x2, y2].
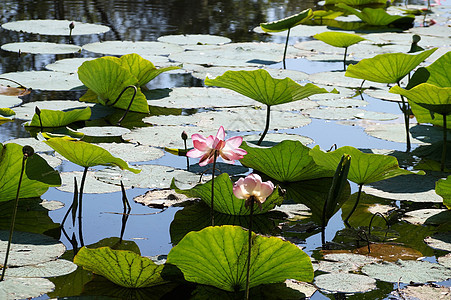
[45, 58, 94, 73]
[402, 209, 449, 225]
[56, 171, 122, 194]
[308, 71, 385, 88]
[157, 34, 231, 45]
[134, 189, 195, 208]
[3, 137, 53, 152]
[0, 230, 65, 267]
[147, 87, 256, 108]
[144, 107, 311, 132]
[425, 233, 451, 251]
[40, 199, 64, 211]
[0, 71, 82, 91]
[362, 173, 443, 202]
[0, 95, 21, 108]
[397, 284, 451, 300]
[438, 253, 451, 268]
[354, 110, 399, 121]
[95, 165, 211, 190]
[364, 88, 402, 102]
[314, 273, 376, 293]
[188, 162, 249, 176]
[242, 133, 314, 146]
[82, 41, 183, 56]
[1, 42, 81, 55]
[294, 40, 390, 57]
[362, 260, 451, 284]
[77, 126, 130, 137]
[254, 24, 332, 37]
[0, 277, 55, 300]
[410, 25, 451, 38]
[364, 123, 444, 144]
[318, 253, 380, 273]
[365, 32, 450, 47]
[354, 243, 423, 262]
[92, 143, 164, 162]
[1, 19, 110, 35]
[168, 42, 302, 67]
[5, 259, 77, 278]
[123, 126, 218, 148]
[304, 107, 365, 120]
[317, 98, 368, 107]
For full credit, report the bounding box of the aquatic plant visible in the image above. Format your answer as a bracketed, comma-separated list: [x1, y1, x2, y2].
[436, 175, 451, 209]
[205, 69, 337, 145]
[26, 107, 91, 128]
[260, 9, 313, 69]
[345, 48, 437, 151]
[233, 173, 274, 299]
[313, 32, 366, 69]
[337, 3, 415, 27]
[309, 146, 423, 225]
[186, 126, 247, 225]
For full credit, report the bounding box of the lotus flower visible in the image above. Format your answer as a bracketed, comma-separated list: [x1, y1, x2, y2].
[187, 126, 247, 166]
[233, 173, 274, 210]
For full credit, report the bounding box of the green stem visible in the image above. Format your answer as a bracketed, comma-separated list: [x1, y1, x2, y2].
[78, 166, 89, 247]
[344, 183, 363, 227]
[397, 81, 411, 152]
[282, 28, 291, 70]
[245, 198, 254, 300]
[343, 47, 348, 70]
[441, 114, 447, 172]
[0, 150, 29, 281]
[210, 151, 218, 226]
[257, 105, 271, 146]
[184, 139, 189, 171]
[116, 85, 137, 125]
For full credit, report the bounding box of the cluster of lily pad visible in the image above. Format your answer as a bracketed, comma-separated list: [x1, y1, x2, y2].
[0, 0, 450, 298]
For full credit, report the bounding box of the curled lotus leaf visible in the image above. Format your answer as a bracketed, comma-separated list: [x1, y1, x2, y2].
[74, 246, 167, 288]
[44, 137, 140, 173]
[345, 48, 437, 84]
[25, 107, 91, 128]
[166, 225, 314, 291]
[336, 4, 415, 26]
[313, 32, 366, 48]
[260, 9, 313, 32]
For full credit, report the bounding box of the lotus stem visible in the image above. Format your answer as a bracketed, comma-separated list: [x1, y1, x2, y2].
[441, 114, 448, 172]
[119, 181, 131, 243]
[35, 106, 43, 132]
[116, 85, 138, 125]
[182, 131, 189, 171]
[343, 47, 348, 70]
[78, 166, 89, 247]
[0, 146, 33, 281]
[61, 176, 78, 228]
[0, 77, 27, 89]
[282, 28, 291, 70]
[368, 212, 390, 242]
[397, 81, 411, 152]
[257, 105, 271, 146]
[210, 151, 218, 226]
[245, 197, 255, 300]
[344, 183, 363, 227]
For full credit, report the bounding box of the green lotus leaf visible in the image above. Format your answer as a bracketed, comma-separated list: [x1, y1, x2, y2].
[25, 107, 91, 127]
[0, 143, 61, 201]
[336, 4, 414, 26]
[171, 173, 283, 215]
[78, 57, 149, 113]
[408, 51, 450, 89]
[325, 0, 387, 5]
[390, 84, 451, 116]
[436, 176, 451, 209]
[74, 246, 166, 288]
[0, 107, 15, 117]
[313, 32, 365, 48]
[44, 137, 140, 173]
[166, 225, 314, 291]
[312, 10, 343, 20]
[260, 9, 313, 32]
[239, 141, 334, 182]
[345, 48, 437, 84]
[117, 53, 180, 87]
[309, 145, 421, 185]
[205, 69, 337, 106]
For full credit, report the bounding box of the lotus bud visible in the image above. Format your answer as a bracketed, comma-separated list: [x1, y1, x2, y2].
[181, 131, 188, 141]
[22, 145, 34, 158]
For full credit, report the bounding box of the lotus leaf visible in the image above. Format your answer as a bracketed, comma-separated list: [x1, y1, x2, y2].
[25, 107, 91, 128]
[314, 273, 376, 293]
[0, 108, 15, 117]
[44, 137, 140, 173]
[205, 69, 337, 106]
[74, 246, 167, 288]
[82, 41, 183, 56]
[78, 57, 148, 113]
[410, 51, 450, 88]
[325, 0, 387, 4]
[166, 225, 314, 291]
[0, 277, 55, 300]
[313, 32, 365, 48]
[5, 259, 77, 278]
[157, 34, 231, 45]
[436, 175, 451, 209]
[312, 10, 343, 20]
[240, 141, 333, 182]
[1, 19, 110, 36]
[171, 173, 282, 215]
[336, 4, 414, 26]
[0, 70, 82, 91]
[309, 145, 419, 185]
[1, 42, 81, 55]
[260, 9, 313, 32]
[0, 95, 21, 107]
[345, 48, 437, 84]
[0, 143, 61, 201]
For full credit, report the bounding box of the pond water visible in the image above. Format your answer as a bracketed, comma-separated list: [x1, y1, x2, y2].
[0, 0, 450, 299]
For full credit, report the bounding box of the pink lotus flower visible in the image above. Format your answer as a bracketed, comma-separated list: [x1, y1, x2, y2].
[233, 173, 274, 210]
[187, 126, 247, 166]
